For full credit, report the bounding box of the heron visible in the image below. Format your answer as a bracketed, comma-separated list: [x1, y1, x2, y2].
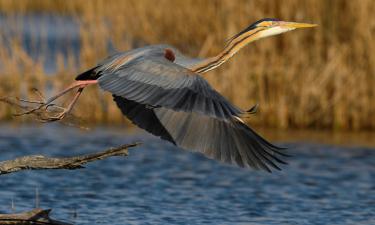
[22, 18, 316, 171]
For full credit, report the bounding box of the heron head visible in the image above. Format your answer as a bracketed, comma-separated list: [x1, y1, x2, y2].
[229, 18, 317, 43]
[253, 18, 317, 38]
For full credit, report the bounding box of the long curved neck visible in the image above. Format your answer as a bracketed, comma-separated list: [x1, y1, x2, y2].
[191, 27, 264, 74]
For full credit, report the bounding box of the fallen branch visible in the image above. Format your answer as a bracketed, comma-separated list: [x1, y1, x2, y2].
[0, 208, 72, 225]
[0, 143, 140, 175]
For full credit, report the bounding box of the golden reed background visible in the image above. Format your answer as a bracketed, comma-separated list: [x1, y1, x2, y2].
[0, 0, 374, 130]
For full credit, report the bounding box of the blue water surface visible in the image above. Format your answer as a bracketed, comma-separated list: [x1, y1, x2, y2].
[0, 124, 374, 225]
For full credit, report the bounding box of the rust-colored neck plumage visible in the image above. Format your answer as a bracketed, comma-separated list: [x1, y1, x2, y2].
[190, 27, 264, 74]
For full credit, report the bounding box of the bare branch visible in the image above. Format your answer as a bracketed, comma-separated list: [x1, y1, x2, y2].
[0, 96, 90, 129]
[0, 208, 72, 225]
[0, 96, 32, 111]
[1, 96, 60, 120]
[0, 143, 140, 175]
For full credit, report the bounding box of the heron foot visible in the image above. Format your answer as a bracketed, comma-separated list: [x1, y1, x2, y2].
[14, 81, 95, 122]
[13, 89, 68, 122]
[14, 89, 58, 117]
[15, 97, 74, 122]
[39, 109, 69, 122]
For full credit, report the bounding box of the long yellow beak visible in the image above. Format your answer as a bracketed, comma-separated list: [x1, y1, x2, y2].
[280, 21, 318, 29]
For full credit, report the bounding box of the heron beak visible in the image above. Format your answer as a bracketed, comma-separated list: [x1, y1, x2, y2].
[279, 21, 318, 29]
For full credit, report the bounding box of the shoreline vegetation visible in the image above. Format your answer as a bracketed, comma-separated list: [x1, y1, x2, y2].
[0, 0, 374, 130]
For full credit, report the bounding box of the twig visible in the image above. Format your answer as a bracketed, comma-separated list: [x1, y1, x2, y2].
[0, 96, 89, 129]
[0, 96, 60, 119]
[0, 96, 31, 111]
[0, 208, 72, 225]
[0, 143, 140, 175]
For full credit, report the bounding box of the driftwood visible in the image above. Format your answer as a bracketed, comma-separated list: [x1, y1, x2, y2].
[0, 94, 141, 224]
[0, 143, 139, 175]
[0, 95, 141, 176]
[0, 208, 72, 225]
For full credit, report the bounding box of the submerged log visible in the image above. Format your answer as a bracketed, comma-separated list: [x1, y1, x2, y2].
[0, 208, 72, 225]
[0, 143, 140, 175]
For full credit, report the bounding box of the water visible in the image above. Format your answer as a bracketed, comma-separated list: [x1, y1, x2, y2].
[0, 124, 374, 224]
[0, 13, 374, 224]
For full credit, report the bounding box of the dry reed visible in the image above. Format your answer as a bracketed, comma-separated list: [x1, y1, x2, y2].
[0, 0, 374, 130]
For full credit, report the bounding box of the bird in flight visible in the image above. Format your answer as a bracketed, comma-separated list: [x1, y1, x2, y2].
[21, 18, 316, 172]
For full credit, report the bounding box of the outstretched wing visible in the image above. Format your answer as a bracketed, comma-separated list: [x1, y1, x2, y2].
[76, 45, 288, 171]
[114, 96, 287, 171]
[96, 47, 248, 120]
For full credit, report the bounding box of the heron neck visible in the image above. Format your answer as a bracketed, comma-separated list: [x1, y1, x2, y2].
[191, 27, 263, 74]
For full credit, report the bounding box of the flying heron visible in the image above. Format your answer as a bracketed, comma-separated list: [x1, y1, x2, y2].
[22, 18, 316, 172]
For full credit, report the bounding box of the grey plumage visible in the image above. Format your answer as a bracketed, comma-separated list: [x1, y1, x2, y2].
[80, 44, 288, 171]
[98, 47, 247, 120]
[113, 96, 287, 171]
[37, 18, 318, 171]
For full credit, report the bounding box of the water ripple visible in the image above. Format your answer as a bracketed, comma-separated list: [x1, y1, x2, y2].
[0, 124, 374, 224]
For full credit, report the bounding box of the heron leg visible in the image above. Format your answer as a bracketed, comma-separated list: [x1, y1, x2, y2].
[42, 87, 85, 122]
[16, 80, 98, 116]
[44, 80, 98, 106]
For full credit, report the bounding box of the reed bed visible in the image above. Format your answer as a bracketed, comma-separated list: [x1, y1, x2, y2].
[0, 0, 374, 130]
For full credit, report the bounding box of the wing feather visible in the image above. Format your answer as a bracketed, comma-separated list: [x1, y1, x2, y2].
[113, 96, 287, 171]
[83, 45, 288, 171]
[97, 49, 246, 120]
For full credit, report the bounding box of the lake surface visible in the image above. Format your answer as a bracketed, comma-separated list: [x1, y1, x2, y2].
[0, 124, 374, 224]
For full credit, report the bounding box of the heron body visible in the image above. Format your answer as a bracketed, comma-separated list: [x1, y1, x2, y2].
[33, 18, 316, 171]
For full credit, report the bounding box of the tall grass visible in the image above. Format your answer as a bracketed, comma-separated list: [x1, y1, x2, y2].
[0, 0, 374, 130]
